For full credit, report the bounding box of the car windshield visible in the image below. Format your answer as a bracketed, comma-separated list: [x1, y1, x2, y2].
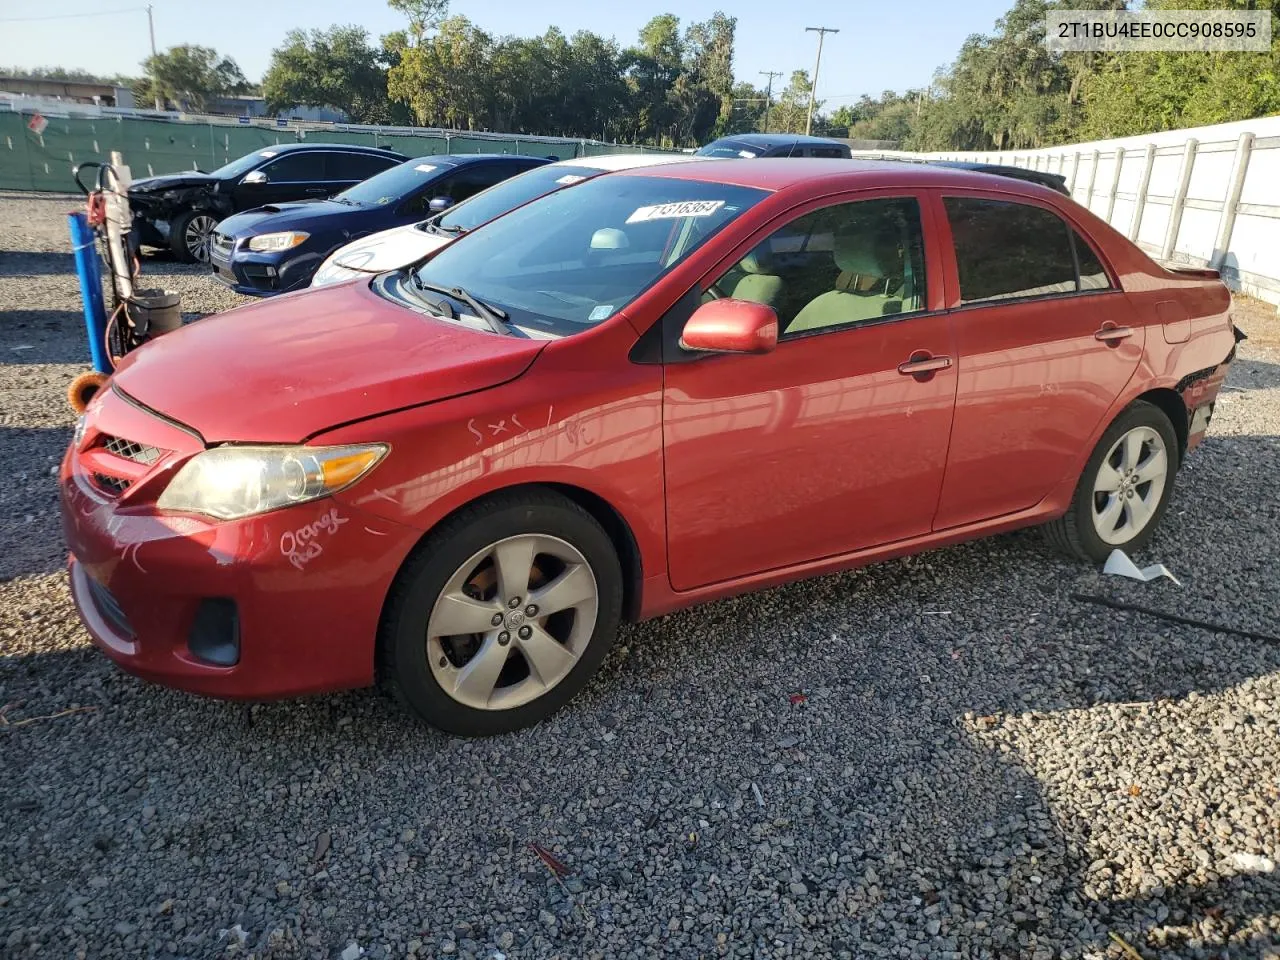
[413, 175, 767, 336]
[336, 159, 454, 206]
[209, 150, 281, 179]
[434, 164, 600, 233]
[695, 141, 761, 159]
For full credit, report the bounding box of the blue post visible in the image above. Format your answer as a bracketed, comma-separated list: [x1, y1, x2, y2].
[68, 212, 112, 374]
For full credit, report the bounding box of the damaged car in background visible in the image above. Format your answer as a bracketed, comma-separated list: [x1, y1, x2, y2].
[127, 143, 407, 263]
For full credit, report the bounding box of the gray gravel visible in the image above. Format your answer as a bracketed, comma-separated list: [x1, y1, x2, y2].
[2, 193, 1279, 960]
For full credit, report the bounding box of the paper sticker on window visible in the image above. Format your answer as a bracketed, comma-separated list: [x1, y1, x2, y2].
[259, 150, 278, 158]
[588, 304, 614, 321]
[414, 164, 437, 173]
[556, 174, 587, 185]
[626, 200, 725, 224]
[737, 150, 756, 159]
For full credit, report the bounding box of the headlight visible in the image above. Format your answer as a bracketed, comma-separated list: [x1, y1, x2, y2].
[248, 231, 309, 252]
[72, 414, 88, 450]
[157, 444, 387, 520]
[311, 255, 364, 288]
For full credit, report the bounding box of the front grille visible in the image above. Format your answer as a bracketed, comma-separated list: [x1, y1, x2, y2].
[211, 232, 234, 256]
[101, 434, 163, 465]
[92, 473, 131, 495]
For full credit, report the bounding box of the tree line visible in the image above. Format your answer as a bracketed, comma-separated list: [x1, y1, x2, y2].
[11, 0, 1279, 150]
[829, 0, 1280, 150]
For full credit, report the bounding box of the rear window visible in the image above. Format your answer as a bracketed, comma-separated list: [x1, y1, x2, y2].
[695, 140, 761, 159]
[944, 198, 1110, 303]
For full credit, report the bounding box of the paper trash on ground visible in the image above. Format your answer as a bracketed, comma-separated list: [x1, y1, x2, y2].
[1102, 548, 1181, 586]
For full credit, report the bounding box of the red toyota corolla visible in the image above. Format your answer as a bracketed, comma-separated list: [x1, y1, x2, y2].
[61, 160, 1239, 735]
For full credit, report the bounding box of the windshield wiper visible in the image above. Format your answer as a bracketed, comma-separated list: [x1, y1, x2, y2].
[419, 216, 466, 237]
[411, 275, 510, 335]
[330, 197, 359, 206]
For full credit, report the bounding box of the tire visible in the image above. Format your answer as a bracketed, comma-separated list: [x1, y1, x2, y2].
[169, 209, 218, 263]
[379, 490, 623, 736]
[1043, 399, 1180, 563]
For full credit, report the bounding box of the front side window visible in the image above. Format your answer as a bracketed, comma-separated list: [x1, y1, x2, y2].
[412, 175, 767, 336]
[260, 152, 327, 183]
[944, 197, 1107, 304]
[707, 196, 927, 337]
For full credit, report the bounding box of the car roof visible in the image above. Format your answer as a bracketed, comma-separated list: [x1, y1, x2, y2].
[401, 153, 549, 167]
[615, 157, 1071, 198]
[707, 133, 846, 148]
[554, 153, 711, 172]
[271, 142, 405, 157]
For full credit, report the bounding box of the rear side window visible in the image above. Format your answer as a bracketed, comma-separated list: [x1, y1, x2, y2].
[260, 152, 326, 183]
[808, 147, 848, 158]
[328, 152, 398, 181]
[944, 197, 1109, 304]
[1076, 235, 1111, 290]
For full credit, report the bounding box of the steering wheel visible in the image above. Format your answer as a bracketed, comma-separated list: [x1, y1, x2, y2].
[704, 280, 728, 301]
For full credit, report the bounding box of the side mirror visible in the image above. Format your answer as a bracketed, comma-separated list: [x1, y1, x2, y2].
[680, 298, 778, 355]
[241, 169, 268, 185]
[428, 197, 454, 213]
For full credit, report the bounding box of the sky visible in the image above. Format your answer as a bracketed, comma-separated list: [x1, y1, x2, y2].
[0, 0, 1014, 108]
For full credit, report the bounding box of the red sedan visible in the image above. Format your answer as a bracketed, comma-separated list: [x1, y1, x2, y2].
[60, 160, 1239, 735]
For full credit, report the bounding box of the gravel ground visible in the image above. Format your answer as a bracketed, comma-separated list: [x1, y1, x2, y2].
[2, 193, 1279, 960]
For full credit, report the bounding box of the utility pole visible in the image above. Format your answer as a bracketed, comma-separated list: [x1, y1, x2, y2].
[803, 26, 839, 136]
[759, 70, 782, 133]
[147, 4, 163, 111]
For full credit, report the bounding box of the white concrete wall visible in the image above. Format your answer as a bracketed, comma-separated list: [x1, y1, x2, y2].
[860, 113, 1280, 306]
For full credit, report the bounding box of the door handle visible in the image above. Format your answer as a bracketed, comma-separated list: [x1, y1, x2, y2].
[1094, 325, 1133, 343]
[898, 355, 952, 376]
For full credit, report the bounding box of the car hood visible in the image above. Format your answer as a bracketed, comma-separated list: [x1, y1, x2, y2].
[111, 280, 546, 443]
[216, 200, 372, 238]
[332, 223, 452, 273]
[129, 172, 218, 194]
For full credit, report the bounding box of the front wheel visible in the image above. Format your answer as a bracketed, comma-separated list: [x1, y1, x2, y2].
[169, 209, 218, 263]
[379, 491, 623, 736]
[1043, 399, 1180, 563]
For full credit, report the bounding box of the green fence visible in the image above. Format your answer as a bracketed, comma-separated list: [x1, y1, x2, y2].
[0, 111, 669, 193]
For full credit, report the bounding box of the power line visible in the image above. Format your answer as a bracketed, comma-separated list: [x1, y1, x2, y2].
[804, 26, 839, 136]
[759, 70, 782, 133]
[0, 7, 146, 22]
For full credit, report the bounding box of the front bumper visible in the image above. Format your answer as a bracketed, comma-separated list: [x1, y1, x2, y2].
[209, 233, 327, 297]
[59, 389, 420, 700]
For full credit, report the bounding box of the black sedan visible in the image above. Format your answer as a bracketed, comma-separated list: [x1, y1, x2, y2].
[127, 143, 408, 263]
[209, 153, 548, 296]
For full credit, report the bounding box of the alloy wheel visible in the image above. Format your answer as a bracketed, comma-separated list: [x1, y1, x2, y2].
[426, 534, 599, 710]
[185, 214, 217, 262]
[1091, 425, 1169, 545]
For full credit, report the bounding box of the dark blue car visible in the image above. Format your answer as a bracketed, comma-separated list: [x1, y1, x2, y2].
[209, 154, 550, 295]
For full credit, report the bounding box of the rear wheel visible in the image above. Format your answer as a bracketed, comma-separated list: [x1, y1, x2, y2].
[169, 210, 217, 263]
[1043, 400, 1180, 562]
[379, 490, 622, 736]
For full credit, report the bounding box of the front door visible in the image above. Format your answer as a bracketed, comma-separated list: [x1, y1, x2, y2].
[233, 151, 328, 209]
[663, 194, 958, 591]
[931, 193, 1144, 529]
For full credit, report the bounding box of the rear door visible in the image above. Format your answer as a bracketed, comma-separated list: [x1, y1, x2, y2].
[931, 191, 1142, 529]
